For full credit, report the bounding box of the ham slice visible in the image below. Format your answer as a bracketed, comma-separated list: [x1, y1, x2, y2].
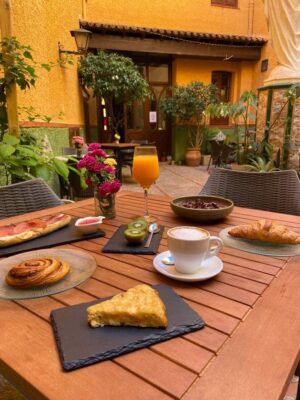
[0, 214, 69, 238]
[0, 225, 15, 237]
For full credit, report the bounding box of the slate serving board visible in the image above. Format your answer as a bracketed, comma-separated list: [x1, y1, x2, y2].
[102, 224, 164, 255]
[0, 218, 105, 256]
[50, 284, 205, 371]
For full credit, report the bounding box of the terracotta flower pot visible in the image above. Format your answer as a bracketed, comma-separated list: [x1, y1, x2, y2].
[185, 148, 201, 166]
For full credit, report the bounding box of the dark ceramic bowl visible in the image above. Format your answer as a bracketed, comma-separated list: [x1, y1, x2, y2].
[170, 195, 234, 222]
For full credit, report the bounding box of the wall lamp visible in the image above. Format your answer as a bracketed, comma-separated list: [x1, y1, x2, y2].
[58, 28, 92, 59]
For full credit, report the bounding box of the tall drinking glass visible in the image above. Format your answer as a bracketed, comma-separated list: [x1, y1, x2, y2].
[132, 146, 160, 221]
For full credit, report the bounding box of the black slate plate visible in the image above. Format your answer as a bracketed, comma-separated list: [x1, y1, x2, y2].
[0, 218, 105, 256]
[102, 225, 164, 255]
[50, 284, 205, 371]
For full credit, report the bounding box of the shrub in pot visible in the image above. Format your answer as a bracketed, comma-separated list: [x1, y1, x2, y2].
[160, 81, 217, 166]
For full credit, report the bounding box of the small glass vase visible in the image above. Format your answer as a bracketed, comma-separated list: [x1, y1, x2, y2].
[94, 189, 116, 219]
[75, 147, 83, 158]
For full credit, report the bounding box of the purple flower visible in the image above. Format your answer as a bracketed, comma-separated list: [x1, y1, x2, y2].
[98, 180, 121, 196]
[88, 143, 101, 152]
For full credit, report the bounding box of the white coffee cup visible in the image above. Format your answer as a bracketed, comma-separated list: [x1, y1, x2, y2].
[167, 226, 223, 274]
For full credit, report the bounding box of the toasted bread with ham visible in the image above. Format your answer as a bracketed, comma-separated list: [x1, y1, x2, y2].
[0, 214, 71, 247]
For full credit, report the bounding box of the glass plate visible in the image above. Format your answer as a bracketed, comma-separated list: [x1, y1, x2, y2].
[0, 249, 97, 300]
[219, 227, 300, 257]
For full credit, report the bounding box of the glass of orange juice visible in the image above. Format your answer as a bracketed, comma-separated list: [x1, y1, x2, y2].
[132, 146, 160, 220]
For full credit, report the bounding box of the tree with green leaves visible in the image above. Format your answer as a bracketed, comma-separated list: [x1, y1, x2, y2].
[0, 37, 74, 186]
[0, 36, 58, 140]
[160, 81, 218, 148]
[78, 51, 150, 140]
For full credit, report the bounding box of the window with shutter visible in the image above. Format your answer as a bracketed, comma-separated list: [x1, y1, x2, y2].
[211, 0, 238, 7]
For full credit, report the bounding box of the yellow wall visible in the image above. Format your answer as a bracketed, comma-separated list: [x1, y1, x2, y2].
[3, 0, 275, 127]
[86, 0, 266, 37]
[11, 0, 84, 125]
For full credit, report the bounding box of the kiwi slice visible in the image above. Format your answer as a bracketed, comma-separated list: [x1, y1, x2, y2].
[128, 218, 148, 232]
[124, 228, 147, 244]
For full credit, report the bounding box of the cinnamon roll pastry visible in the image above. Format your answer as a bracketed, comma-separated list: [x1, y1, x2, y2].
[5, 257, 70, 288]
[229, 219, 300, 244]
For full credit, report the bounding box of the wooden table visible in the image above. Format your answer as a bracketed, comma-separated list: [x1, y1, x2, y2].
[101, 143, 139, 182]
[0, 192, 300, 400]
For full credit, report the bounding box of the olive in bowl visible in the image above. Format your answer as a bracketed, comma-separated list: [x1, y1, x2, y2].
[170, 195, 234, 222]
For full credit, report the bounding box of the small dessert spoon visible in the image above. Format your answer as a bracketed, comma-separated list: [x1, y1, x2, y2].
[144, 223, 160, 248]
[161, 255, 175, 265]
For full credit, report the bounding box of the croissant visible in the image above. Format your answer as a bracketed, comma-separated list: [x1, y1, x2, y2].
[6, 257, 70, 288]
[229, 219, 300, 244]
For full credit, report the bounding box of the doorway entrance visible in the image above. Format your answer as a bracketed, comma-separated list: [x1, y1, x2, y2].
[210, 71, 232, 126]
[97, 55, 172, 159]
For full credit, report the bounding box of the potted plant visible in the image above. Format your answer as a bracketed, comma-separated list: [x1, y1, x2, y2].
[208, 91, 258, 170]
[160, 81, 217, 166]
[244, 156, 279, 172]
[78, 51, 150, 141]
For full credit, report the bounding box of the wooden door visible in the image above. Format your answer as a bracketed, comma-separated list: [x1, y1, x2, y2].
[210, 71, 232, 126]
[125, 62, 172, 159]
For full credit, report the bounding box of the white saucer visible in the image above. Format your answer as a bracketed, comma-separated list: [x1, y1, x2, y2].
[153, 251, 223, 282]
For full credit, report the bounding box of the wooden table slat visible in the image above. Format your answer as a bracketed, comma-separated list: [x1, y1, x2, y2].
[0, 195, 299, 400]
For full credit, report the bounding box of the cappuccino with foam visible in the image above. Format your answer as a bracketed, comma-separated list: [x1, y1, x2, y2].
[169, 227, 208, 241]
[167, 226, 223, 274]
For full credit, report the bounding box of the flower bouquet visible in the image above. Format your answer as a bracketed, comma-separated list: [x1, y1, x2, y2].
[72, 135, 86, 157]
[77, 143, 121, 218]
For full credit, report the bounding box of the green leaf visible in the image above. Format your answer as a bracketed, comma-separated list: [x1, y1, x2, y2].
[17, 145, 37, 156]
[41, 63, 51, 72]
[52, 158, 69, 181]
[0, 143, 16, 158]
[35, 164, 51, 181]
[23, 50, 33, 60]
[26, 65, 36, 77]
[3, 133, 19, 146]
[18, 158, 38, 167]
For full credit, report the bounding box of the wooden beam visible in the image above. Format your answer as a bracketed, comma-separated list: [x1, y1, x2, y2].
[0, 0, 20, 137]
[89, 33, 262, 61]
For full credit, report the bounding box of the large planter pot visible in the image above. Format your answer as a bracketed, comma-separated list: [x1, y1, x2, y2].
[185, 148, 201, 166]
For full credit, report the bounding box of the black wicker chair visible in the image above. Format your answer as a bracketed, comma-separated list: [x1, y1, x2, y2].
[0, 178, 67, 219]
[200, 168, 300, 216]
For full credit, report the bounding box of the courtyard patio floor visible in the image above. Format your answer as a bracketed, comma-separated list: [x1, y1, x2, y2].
[121, 163, 210, 198]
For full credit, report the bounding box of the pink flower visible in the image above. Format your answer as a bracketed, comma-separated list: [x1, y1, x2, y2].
[98, 180, 121, 196]
[76, 142, 122, 196]
[85, 177, 92, 186]
[77, 155, 96, 170]
[72, 136, 85, 148]
[104, 165, 115, 174]
[88, 143, 101, 152]
[90, 148, 107, 158]
[93, 162, 106, 173]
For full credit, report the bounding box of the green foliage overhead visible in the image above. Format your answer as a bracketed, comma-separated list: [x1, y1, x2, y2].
[79, 51, 150, 102]
[160, 81, 218, 148]
[79, 51, 150, 137]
